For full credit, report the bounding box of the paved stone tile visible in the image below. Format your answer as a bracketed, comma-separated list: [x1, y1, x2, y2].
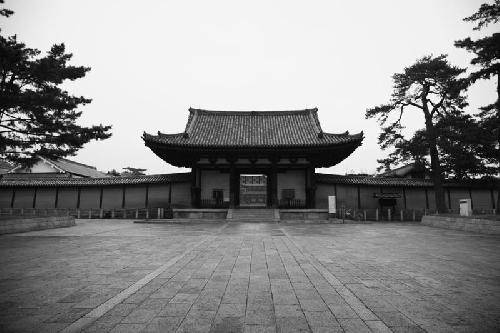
[0, 220, 499, 332]
[211, 316, 244, 332]
[158, 302, 192, 317]
[121, 308, 159, 323]
[243, 324, 276, 332]
[109, 323, 146, 332]
[44, 307, 91, 323]
[82, 314, 123, 332]
[141, 316, 182, 333]
[338, 318, 371, 332]
[276, 316, 310, 332]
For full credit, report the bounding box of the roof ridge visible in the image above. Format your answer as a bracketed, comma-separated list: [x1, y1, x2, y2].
[189, 107, 318, 115]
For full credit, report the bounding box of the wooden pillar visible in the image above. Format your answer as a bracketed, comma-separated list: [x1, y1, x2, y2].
[145, 184, 149, 208]
[447, 188, 452, 210]
[424, 188, 429, 209]
[121, 185, 126, 209]
[32, 188, 37, 208]
[76, 187, 81, 209]
[190, 167, 201, 208]
[468, 187, 473, 210]
[99, 187, 103, 209]
[402, 187, 407, 209]
[306, 167, 316, 209]
[490, 188, 496, 210]
[168, 182, 172, 205]
[229, 165, 237, 208]
[356, 185, 361, 210]
[270, 159, 278, 208]
[55, 187, 59, 209]
[10, 189, 16, 208]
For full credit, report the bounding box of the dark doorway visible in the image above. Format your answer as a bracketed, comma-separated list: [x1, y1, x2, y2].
[239, 174, 268, 207]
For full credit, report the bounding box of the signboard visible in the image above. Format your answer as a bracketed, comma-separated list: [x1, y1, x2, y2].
[328, 196, 336, 214]
[459, 199, 472, 216]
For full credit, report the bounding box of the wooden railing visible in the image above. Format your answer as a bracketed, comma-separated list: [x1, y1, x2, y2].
[279, 199, 305, 208]
[200, 199, 229, 209]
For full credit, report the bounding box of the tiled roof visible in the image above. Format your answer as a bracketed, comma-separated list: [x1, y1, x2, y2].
[0, 159, 14, 174]
[316, 173, 499, 188]
[48, 157, 109, 178]
[9, 156, 109, 178]
[0, 173, 191, 187]
[143, 108, 363, 148]
[317, 174, 433, 187]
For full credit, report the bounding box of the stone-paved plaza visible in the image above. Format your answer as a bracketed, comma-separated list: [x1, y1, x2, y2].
[0, 220, 499, 333]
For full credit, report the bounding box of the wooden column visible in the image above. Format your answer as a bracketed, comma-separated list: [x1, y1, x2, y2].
[55, 187, 59, 209]
[229, 165, 236, 208]
[10, 189, 16, 208]
[270, 159, 278, 208]
[305, 167, 316, 208]
[190, 167, 201, 208]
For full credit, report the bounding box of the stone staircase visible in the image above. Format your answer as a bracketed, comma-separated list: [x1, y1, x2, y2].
[228, 208, 278, 222]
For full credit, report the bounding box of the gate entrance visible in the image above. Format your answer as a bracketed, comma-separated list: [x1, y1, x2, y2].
[239, 174, 267, 207]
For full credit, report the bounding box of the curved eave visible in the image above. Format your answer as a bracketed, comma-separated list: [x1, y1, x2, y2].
[143, 132, 364, 168]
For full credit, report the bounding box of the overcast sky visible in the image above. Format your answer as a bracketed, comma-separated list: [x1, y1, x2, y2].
[2, 0, 496, 175]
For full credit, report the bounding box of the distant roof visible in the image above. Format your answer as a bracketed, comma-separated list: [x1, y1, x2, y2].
[143, 108, 364, 167]
[0, 173, 190, 187]
[10, 156, 108, 178]
[0, 159, 14, 173]
[0, 172, 496, 188]
[316, 173, 499, 188]
[378, 163, 426, 178]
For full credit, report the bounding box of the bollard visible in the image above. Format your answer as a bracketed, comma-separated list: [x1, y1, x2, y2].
[388, 209, 391, 222]
[400, 210, 403, 222]
[111, 209, 115, 219]
[412, 210, 416, 221]
[21, 208, 24, 216]
[89, 209, 92, 219]
[375, 209, 379, 221]
[100, 209, 103, 219]
[135, 208, 139, 219]
[363, 210, 366, 222]
[146, 209, 149, 219]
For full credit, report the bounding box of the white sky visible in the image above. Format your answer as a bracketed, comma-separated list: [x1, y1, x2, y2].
[2, 0, 497, 175]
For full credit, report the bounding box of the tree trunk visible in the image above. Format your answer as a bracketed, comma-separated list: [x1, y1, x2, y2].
[425, 118, 448, 213]
[496, 73, 500, 214]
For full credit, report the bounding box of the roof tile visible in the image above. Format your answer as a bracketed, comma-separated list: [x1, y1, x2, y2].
[143, 108, 363, 148]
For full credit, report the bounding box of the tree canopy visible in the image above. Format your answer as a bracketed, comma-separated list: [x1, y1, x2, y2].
[366, 55, 468, 212]
[455, 0, 499, 175]
[0, 1, 111, 166]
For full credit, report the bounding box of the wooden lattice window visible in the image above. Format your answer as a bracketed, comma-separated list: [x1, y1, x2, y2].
[282, 189, 295, 200]
[212, 189, 223, 201]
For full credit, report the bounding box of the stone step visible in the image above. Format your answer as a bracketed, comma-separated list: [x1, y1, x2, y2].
[229, 209, 276, 222]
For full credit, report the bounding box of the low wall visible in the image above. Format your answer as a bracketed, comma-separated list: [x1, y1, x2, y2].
[280, 209, 330, 222]
[173, 209, 227, 220]
[0, 216, 75, 235]
[421, 215, 500, 235]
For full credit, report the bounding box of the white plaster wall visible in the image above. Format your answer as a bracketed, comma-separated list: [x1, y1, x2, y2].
[201, 170, 230, 201]
[277, 170, 306, 201]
